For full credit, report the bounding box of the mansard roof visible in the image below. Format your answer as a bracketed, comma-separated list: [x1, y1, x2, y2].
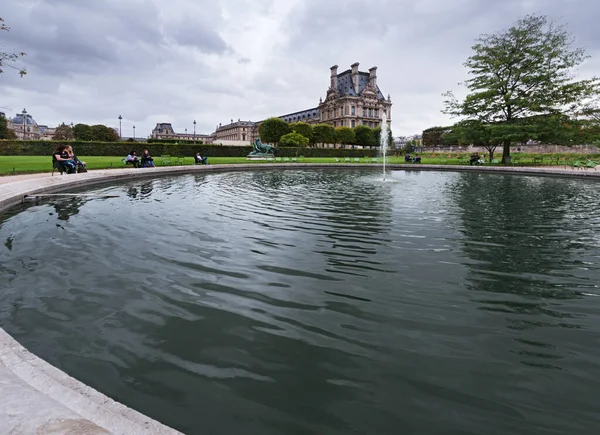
[336, 70, 385, 100]
[279, 107, 319, 123]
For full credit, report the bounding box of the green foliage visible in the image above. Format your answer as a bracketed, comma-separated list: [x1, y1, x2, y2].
[0, 17, 26, 77]
[280, 131, 309, 147]
[289, 122, 313, 142]
[72, 124, 93, 141]
[422, 126, 453, 147]
[444, 14, 600, 162]
[52, 124, 74, 141]
[72, 123, 119, 142]
[312, 124, 336, 145]
[91, 124, 120, 142]
[0, 140, 380, 159]
[0, 113, 17, 139]
[354, 125, 375, 147]
[147, 138, 203, 144]
[258, 118, 291, 145]
[335, 127, 356, 145]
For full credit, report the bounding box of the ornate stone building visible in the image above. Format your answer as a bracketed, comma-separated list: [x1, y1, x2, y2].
[154, 62, 392, 146]
[2, 109, 56, 140]
[150, 123, 211, 142]
[278, 63, 392, 131]
[318, 63, 392, 129]
[212, 119, 259, 145]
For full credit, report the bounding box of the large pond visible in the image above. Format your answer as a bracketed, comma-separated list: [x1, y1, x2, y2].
[1, 169, 600, 434]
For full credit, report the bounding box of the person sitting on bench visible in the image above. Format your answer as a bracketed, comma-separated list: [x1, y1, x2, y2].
[53, 145, 77, 174]
[194, 152, 208, 165]
[141, 149, 155, 167]
[126, 151, 141, 168]
[66, 145, 87, 173]
[413, 154, 422, 163]
[469, 153, 481, 166]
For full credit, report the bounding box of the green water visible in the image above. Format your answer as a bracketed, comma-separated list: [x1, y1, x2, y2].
[1, 169, 600, 434]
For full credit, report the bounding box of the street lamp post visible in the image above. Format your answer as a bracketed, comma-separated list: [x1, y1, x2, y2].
[133, 125, 136, 140]
[118, 115, 122, 141]
[193, 120, 196, 142]
[185, 128, 187, 140]
[22, 108, 27, 139]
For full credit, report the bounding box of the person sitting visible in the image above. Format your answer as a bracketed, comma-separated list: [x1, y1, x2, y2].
[404, 153, 412, 162]
[53, 145, 77, 174]
[126, 151, 141, 168]
[66, 145, 87, 173]
[194, 152, 208, 165]
[469, 153, 480, 166]
[413, 154, 422, 163]
[141, 149, 155, 168]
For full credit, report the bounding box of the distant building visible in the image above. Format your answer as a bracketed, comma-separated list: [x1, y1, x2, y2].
[150, 123, 210, 142]
[317, 63, 392, 130]
[213, 62, 393, 147]
[3, 109, 56, 140]
[212, 119, 259, 145]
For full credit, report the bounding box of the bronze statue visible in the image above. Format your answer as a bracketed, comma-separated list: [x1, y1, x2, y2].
[248, 138, 276, 157]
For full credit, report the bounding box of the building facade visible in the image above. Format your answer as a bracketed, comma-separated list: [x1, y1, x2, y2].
[2, 109, 56, 140]
[212, 119, 259, 145]
[317, 63, 392, 130]
[150, 123, 211, 142]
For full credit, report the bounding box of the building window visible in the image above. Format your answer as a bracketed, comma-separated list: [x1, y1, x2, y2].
[351, 120, 355, 128]
[351, 106, 355, 115]
[374, 109, 378, 118]
[362, 107, 366, 117]
[368, 108, 373, 118]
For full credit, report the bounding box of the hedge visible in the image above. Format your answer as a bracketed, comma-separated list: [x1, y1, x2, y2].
[0, 140, 381, 158]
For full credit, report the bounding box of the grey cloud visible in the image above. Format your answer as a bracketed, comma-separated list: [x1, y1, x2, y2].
[2, 0, 600, 137]
[167, 17, 229, 53]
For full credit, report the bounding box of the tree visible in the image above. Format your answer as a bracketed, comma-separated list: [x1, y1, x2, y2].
[444, 14, 600, 163]
[289, 122, 313, 143]
[73, 123, 93, 141]
[335, 127, 356, 147]
[90, 124, 119, 142]
[354, 125, 375, 148]
[53, 124, 74, 141]
[0, 18, 26, 77]
[258, 118, 291, 145]
[0, 113, 17, 139]
[280, 131, 309, 147]
[446, 120, 501, 162]
[422, 126, 452, 147]
[312, 123, 336, 146]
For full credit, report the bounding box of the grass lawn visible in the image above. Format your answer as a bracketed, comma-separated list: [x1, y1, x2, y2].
[1, 152, 599, 175]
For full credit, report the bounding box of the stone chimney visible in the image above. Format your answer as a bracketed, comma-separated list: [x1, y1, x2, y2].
[369, 66, 378, 89]
[330, 65, 338, 90]
[351, 62, 360, 93]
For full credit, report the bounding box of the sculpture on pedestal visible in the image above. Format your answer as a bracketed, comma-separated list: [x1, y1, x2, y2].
[248, 138, 276, 158]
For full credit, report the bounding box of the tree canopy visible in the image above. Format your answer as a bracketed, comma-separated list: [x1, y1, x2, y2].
[0, 18, 26, 77]
[53, 124, 74, 141]
[0, 113, 17, 139]
[289, 122, 313, 143]
[335, 127, 356, 146]
[443, 14, 600, 163]
[280, 131, 309, 147]
[73, 123, 119, 141]
[312, 123, 336, 146]
[258, 118, 291, 145]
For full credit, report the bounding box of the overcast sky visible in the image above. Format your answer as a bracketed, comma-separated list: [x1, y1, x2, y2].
[1, 0, 599, 138]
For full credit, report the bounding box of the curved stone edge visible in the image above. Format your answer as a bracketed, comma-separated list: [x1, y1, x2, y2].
[0, 163, 599, 434]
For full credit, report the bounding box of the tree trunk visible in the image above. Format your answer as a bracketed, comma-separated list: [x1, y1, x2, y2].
[501, 140, 511, 165]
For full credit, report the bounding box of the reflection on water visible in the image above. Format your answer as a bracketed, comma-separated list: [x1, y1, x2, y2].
[1, 170, 600, 435]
